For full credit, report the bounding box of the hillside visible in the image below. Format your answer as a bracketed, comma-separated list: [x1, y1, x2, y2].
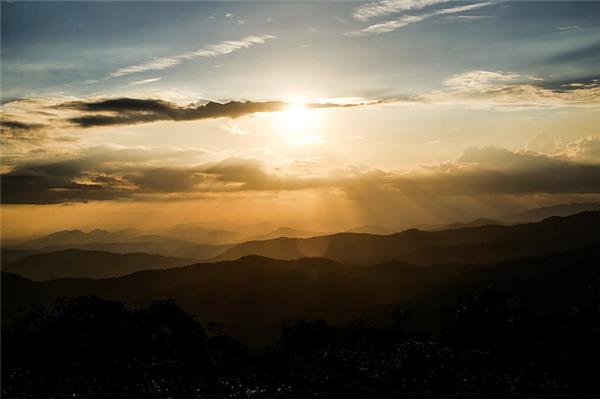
[216, 212, 599, 264]
[2, 249, 195, 280]
[502, 202, 600, 223]
[243, 227, 323, 242]
[35, 240, 230, 261]
[3, 246, 597, 344]
[22, 229, 138, 248]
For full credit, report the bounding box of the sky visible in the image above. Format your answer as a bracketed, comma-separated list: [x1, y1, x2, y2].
[1, 0, 599, 238]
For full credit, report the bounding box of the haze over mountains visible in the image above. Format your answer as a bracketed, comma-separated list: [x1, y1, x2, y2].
[502, 202, 600, 223]
[2, 249, 195, 280]
[2, 203, 598, 280]
[1, 206, 598, 353]
[216, 212, 598, 264]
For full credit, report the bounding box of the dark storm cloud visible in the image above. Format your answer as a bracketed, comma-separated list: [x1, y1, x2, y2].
[58, 98, 376, 128]
[2, 145, 599, 204]
[0, 160, 204, 204]
[0, 159, 124, 204]
[63, 99, 290, 128]
[1, 119, 45, 131]
[0, 147, 208, 204]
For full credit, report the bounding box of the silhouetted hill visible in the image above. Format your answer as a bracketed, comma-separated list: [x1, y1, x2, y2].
[216, 212, 599, 264]
[3, 246, 597, 344]
[34, 240, 231, 261]
[243, 227, 322, 241]
[18, 228, 236, 253]
[1, 248, 41, 263]
[438, 218, 502, 230]
[22, 229, 138, 248]
[502, 202, 600, 223]
[2, 249, 195, 280]
[346, 225, 393, 235]
[167, 225, 244, 244]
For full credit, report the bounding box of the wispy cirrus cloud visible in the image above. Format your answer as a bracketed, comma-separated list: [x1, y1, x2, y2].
[130, 77, 162, 86]
[346, 1, 493, 37]
[352, 0, 451, 21]
[108, 35, 276, 79]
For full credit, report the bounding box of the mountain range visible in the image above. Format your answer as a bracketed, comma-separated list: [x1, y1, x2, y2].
[216, 212, 599, 264]
[3, 211, 598, 280]
[2, 249, 195, 280]
[3, 246, 597, 344]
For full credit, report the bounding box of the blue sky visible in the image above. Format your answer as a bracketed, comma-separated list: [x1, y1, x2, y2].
[2, 1, 599, 101]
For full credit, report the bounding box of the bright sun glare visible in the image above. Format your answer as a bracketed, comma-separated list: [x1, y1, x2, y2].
[277, 103, 321, 145]
[279, 103, 312, 133]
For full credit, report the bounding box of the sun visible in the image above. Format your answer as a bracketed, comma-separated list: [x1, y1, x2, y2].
[274, 102, 323, 145]
[278, 103, 313, 134]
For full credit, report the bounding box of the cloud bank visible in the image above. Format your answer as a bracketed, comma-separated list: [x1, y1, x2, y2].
[2, 141, 599, 204]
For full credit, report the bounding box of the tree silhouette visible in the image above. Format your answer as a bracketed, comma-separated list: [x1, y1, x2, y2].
[2, 291, 598, 397]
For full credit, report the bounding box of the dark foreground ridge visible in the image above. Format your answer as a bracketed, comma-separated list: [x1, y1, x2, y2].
[2, 243, 599, 397]
[2, 285, 598, 398]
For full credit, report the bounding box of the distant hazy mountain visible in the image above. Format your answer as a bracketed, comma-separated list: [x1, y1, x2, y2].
[502, 202, 600, 223]
[345, 225, 393, 235]
[3, 246, 596, 344]
[1, 248, 42, 263]
[22, 229, 138, 249]
[2, 249, 195, 280]
[15, 228, 235, 261]
[32, 240, 231, 261]
[216, 212, 599, 264]
[167, 225, 245, 244]
[243, 227, 323, 242]
[438, 218, 502, 231]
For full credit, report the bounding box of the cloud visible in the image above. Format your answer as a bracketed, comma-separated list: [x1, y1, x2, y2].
[445, 15, 490, 20]
[130, 77, 162, 86]
[388, 146, 600, 195]
[1, 75, 597, 138]
[346, 1, 493, 36]
[63, 98, 289, 127]
[1, 120, 44, 132]
[221, 121, 247, 135]
[352, 0, 451, 21]
[56, 97, 374, 128]
[443, 70, 522, 90]
[0, 146, 208, 204]
[2, 144, 599, 204]
[108, 35, 276, 78]
[526, 132, 562, 154]
[561, 136, 600, 164]
[422, 70, 600, 108]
